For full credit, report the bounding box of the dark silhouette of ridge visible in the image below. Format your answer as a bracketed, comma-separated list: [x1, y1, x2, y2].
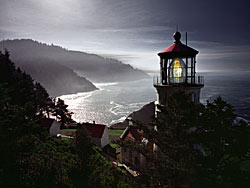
[0, 39, 99, 96]
[0, 39, 149, 83]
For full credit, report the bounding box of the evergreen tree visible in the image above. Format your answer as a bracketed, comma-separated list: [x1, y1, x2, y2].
[133, 92, 201, 187]
[0, 50, 134, 188]
[53, 98, 75, 128]
[195, 97, 250, 188]
[34, 82, 54, 117]
[128, 92, 250, 188]
[0, 51, 79, 187]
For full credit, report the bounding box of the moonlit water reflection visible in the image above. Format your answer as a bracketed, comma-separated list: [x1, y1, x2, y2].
[59, 80, 157, 126]
[60, 72, 250, 126]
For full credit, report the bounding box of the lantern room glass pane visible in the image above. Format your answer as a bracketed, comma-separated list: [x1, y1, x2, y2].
[169, 58, 186, 84]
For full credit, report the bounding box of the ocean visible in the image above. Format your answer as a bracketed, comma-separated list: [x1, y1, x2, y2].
[59, 72, 250, 126]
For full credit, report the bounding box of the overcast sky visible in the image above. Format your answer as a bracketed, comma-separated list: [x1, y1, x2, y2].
[0, 0, 250, 72]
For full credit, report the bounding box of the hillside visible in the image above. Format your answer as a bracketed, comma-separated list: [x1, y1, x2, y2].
[18, 59, 97, 96]
[0, 39, 149, 83]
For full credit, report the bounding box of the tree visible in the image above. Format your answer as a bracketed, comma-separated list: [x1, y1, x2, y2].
[127, 92, 250, 188]
[131, 92, 201, 188]
[53, 98, 75, 128]
[16, 134, 80, 188]
[195, 97, 250, 188]
[0, 51, 134, 188]
[34, 82, 54, 118]
[74, 125, 133, 188]
[0, 50, 53, 120]
[0, 51, 80, 187]
[75, 125, 93, 164]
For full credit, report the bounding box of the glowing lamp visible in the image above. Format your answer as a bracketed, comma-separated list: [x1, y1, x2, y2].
[169, 58, 186, 84]
[173, 59, 183, 78]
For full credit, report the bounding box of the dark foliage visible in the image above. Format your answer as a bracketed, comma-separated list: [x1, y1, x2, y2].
[74, 125, 133, 188]
[0, 51, 133, 187]
[53, 98, 75, 128]
[195, 97, 250, 188]
[123, 92, 250, 188]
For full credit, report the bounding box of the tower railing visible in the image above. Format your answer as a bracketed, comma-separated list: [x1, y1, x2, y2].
[153, 75, 204, 86]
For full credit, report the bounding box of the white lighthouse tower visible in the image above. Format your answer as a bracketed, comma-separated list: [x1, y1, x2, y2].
[154, 31, 204, 116]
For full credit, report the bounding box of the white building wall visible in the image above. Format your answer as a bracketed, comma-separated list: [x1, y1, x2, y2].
[155, 86, 203, 105]
[49, 120, 61, 136]
[101, 127, 109, 148]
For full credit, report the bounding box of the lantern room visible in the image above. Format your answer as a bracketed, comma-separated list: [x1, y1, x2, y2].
[153, 31, 204, 107]
[156, 31, 203, 86]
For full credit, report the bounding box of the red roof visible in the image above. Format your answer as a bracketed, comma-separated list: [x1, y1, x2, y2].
[158, 31, 198, 58]
[122, 127, 143, 142]
[83, 122, 106, 138]
[160, 42, 197, 54]
[121, 127, 153, 150]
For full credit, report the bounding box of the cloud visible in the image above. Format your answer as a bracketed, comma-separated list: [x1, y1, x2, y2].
[0, 0, 249, 72]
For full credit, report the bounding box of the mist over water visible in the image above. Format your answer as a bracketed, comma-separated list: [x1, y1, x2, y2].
[60, 72, 250, 126]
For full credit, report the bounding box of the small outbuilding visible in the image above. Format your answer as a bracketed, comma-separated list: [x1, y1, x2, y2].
[82, 122, 109, 148]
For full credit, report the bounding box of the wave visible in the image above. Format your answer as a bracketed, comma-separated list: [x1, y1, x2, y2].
[111, 116, 127, 125]
[108, 101, 148, 117]
[94, 82, 118, 87]
[55, 72, 250, 126]
[58, 90, 98, 100]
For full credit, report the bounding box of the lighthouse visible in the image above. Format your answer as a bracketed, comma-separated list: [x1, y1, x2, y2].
[154, 31, 204, 116]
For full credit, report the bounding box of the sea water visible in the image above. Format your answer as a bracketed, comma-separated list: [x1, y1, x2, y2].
[59, 72, 250, 126]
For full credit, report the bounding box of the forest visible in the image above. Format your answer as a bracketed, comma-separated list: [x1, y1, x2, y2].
[0, 50, 249, 188]
[0, 50, 132, 188]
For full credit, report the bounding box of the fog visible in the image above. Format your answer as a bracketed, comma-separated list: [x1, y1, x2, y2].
[0, 0, 249, 72]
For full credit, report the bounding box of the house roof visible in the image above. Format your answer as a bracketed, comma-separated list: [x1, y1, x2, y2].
[121, 126, 142, 142]
[120, 126, 153, 150]
[40, 118, 54, 131]
[83, 122, 106, 138]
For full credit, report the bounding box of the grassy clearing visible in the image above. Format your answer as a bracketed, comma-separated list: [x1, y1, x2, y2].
[109, 129, 124, 135]
[62, 129, 77, 131]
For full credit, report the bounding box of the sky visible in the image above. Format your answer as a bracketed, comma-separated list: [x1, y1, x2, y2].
[0, 0, 250, 72]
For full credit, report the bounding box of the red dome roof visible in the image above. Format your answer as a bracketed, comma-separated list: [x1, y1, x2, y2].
[160, 42, 197, 54]
[158, 32, 198, 58]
